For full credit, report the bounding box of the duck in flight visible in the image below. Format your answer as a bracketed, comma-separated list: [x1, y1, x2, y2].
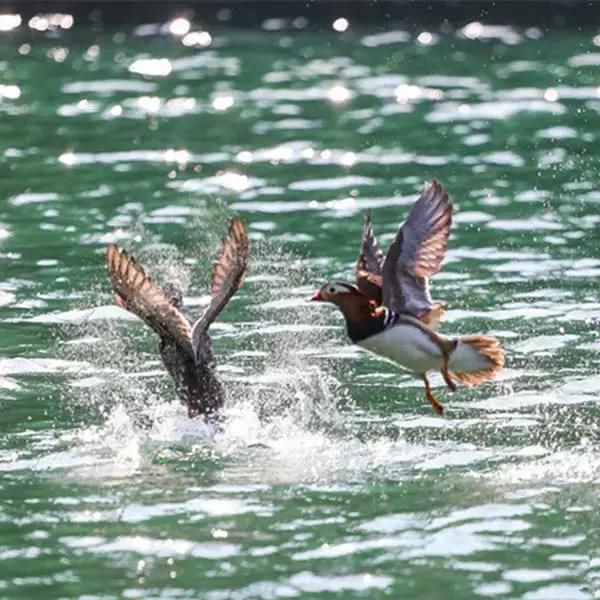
[312, 181, 504, 414]
[106, 217, 249, 420]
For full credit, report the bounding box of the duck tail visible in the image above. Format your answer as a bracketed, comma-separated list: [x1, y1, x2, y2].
[448, 335, 504, 386]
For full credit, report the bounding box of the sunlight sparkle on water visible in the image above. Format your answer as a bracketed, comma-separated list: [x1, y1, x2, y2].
[164, 149, 190, 165]
[332, 18, 349, 32]
[169, 18, 190, 36]
[0, 85, 21, 100]
[301, 147, 316, 160]
[212, 95, 234, 111]
[29, 13, 73, 31]
[339, 152, 357, 167]
[182, 31, 212, 47]
[395, 84, 421, 103]
[129, 58, 172, 77]
[236, 151, 254, 164]
[107, 105, 123, 117]
[417, 31, 434, 45]
[544, 88, 559, 102]
[138, 96, 161, 114]
[217, 172, 249, 192]
[50, 48, 69, 63]
[327, 85, 352, 103]
[267, 146, 294, 164]
[85, 45, 100, 60]
[462, 21, 484, 40]
[0, 14, 21, 31]
[59, 152, 76, 166]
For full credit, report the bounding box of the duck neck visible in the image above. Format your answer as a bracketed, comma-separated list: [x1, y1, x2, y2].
[335, 296, 382, 343]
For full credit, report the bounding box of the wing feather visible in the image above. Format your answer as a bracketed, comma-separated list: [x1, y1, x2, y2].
[355, 210, 385, 304]
[191, 217, 249, 359]
[382, 180, 452, 317]
[106, 244, 194, 356]
[356, 210, 384, 276]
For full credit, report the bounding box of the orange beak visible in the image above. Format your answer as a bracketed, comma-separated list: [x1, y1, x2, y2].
[311, 290, 324, 302]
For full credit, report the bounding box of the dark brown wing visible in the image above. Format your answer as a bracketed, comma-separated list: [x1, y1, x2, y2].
[191, 217, 249, 359]
[106, 244, 194, 356]
[355, 210, 385, 304]
[381, 180, 452, 317]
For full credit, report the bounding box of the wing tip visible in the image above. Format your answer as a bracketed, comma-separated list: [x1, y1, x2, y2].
[106, 242, 119, 263]
[210, 216, 250, 297]
[229, 216, 249, 257]
[362, 209, 374, 238]
[422, 179, 454, 227]
[106, 243, 120, 274]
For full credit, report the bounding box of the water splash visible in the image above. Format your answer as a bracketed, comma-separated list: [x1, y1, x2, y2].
[53, 228, 355, 483]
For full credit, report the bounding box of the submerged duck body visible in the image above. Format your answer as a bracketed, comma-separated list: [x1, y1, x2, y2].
[312, 181, 504, 413]
[106, 217, 249, 419]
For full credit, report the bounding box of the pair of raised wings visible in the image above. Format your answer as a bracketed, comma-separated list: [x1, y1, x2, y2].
[106, 217, 249, 361]
[355, 180, 452, 324]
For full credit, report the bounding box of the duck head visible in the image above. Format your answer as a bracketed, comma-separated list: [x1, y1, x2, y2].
[311, 280, 375, 319]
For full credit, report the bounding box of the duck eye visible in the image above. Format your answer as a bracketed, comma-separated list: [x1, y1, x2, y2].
[329, 287, 335, 293]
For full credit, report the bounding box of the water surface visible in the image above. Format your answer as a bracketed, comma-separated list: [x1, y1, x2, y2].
[1, 16, 599, 599]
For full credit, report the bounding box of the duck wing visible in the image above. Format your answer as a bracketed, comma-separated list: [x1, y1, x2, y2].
[355, 210, 384, 304]
[381, 180, 452, 319]
[191, 217, 249, 361]
[106, 244, 194, 356]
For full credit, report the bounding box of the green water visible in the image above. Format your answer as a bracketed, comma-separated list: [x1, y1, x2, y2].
[1, 18, 600, 599]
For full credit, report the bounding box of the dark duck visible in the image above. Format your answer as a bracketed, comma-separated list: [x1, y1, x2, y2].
[106, 217, 249, 420]
[312, 181, 504, 414]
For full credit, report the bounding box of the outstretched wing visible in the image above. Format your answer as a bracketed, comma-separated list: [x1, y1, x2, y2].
[381, 180, 452, 316]
[106, 244, 194, 356]
[355, 210, 385, 304]
[191, 217, 249, 359]
[356, 210, 384, 276]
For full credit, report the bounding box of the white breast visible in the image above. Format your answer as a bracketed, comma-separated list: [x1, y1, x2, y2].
[357, 324, 443, 374]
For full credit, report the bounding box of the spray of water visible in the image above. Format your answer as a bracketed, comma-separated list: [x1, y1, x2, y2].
[53, 215, 600, 487]
[56, 218, 357, 482]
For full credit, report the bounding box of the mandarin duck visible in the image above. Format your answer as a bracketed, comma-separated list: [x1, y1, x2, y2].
[106, 217, 249, 420]
[312, 181, 504, 414]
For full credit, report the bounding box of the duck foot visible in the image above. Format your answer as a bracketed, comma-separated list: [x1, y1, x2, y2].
[441, 354, 457, 392]
[422, 374, 444, 415]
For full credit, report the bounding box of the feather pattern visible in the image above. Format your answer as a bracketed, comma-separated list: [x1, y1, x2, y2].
[356, 210, 384, 276]
[105, 244, 194, 356]
[191, 217, 249, 359]
[381, 180, 452, 316]
[355, 210, 385, 303]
